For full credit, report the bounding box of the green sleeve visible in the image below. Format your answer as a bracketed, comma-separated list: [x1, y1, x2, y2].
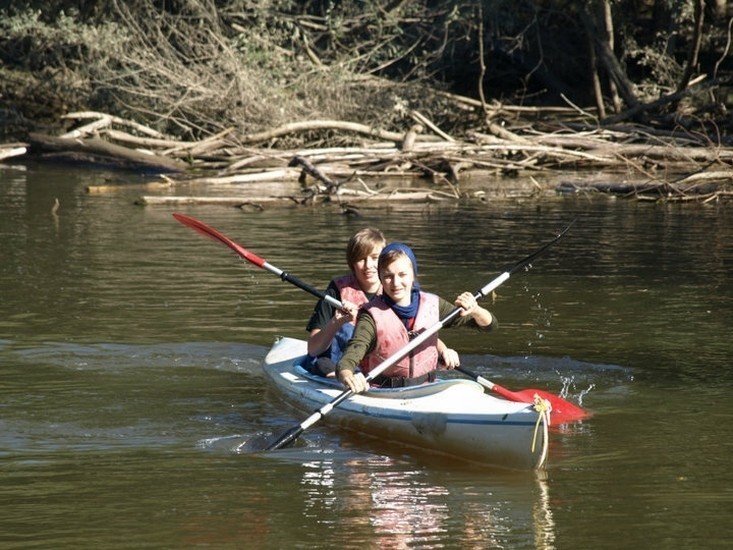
[336, 311, 377, 373]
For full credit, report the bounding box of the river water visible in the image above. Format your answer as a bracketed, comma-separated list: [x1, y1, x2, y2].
[1, 162, 731, 548]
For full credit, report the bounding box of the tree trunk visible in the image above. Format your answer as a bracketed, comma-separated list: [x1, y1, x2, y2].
[676, 0, 705, 93]
[581, 3, 638, 115]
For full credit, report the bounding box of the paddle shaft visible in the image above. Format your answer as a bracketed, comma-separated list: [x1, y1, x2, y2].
[262, 260, 344, 311]
[455, 366, 498, 390]
[173, 213, 344, 311]
[454, 364, 587, 421]
[265, 222, 575, 450]
[455, 365, 526, 402]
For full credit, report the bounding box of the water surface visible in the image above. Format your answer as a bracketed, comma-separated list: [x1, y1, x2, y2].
[1, 162, 731, 548]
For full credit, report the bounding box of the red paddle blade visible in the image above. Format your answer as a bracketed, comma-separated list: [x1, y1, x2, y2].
[173, 213, 266, 268]
[521, 389, 588, 423]
[491, 384, 588, 423]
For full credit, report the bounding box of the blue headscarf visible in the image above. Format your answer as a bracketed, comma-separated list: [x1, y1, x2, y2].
[379, 242, 421, 321]
[380, 242, 418, 276]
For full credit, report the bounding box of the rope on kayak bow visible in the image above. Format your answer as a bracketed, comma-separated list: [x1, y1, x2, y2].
[532, 395, 552, 468]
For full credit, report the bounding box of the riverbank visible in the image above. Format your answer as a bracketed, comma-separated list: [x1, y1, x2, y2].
[3, 107, 732, 205]
[3, 1, 732, 207]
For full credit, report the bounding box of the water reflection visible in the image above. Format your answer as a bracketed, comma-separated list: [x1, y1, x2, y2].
[295, 451, 557, 548]
[533, 471, 556, 550]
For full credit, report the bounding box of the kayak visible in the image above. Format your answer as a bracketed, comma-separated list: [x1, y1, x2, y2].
[263, 337, 549, 470]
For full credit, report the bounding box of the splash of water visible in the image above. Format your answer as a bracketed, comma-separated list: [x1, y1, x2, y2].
[557, 373, 595, 407]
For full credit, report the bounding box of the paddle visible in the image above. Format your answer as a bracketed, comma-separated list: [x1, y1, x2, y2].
[455, 366, 586, 423]
[172, 213, 344, 312]
[173, 213, 585, 444]
[263, 220, 579, 451]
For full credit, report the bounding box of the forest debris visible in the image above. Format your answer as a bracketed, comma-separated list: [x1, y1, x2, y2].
[86, 181, 173, 194]
[28, 132, 187, 172]
[676, 170, 733, 184]
[60, 114, 112, 139]
[237, 119, 443, 145]
[3, 103, 731, 203]
[410, 110, 454, 142]
[190, 168, 302, 185]
[0, 143, 27, 161]
[135, 196, 291, 207]
[400, 123, 423, 152]
[556, 178, 733, 202]
[289, 155, 340, 191]
[61, 111, 166, 138]
[136, 187, 456, 208]
[98, 129, 187, 150]
[163, 127, 236, 157]
[602, 75, 711, 126]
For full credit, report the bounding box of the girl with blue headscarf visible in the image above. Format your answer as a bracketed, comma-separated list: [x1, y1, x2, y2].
[336, 242, 496, 393]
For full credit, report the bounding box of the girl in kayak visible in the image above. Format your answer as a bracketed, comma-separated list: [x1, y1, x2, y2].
[336, 242, 495, 393]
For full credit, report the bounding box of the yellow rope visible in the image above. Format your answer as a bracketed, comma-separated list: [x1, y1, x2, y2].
[531, 394, 552, 454]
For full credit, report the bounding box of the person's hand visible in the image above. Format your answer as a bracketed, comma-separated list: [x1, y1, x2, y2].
[455, 291, 478, 317]
[454, 292, 494, 327]
[439, 347, 460, 369]
[337, 369, 369, 393]
[334, 300, 359, 324]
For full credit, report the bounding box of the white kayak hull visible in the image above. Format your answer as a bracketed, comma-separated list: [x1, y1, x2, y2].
[263, 337, 548, 470]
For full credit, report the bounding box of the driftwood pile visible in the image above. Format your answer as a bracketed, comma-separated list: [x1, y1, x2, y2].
[2, 100, 732, 206]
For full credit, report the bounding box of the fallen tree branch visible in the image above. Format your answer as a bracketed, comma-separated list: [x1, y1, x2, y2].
[236, 119, 442, 145]
[602, 75, 710, 126]
[0, 143, 28, 161]
[62, 111, 166, 138]
[60, 115, 112, 139]
[28, 133, 188, 172]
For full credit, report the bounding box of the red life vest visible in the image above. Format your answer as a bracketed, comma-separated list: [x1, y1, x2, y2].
[361, 291, 439, 379]
[329, 274, 379, 362]
[333, 274, 373, 310]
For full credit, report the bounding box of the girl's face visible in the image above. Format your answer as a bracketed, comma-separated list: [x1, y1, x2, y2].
[379, 255, 415, 305]
[352, 245, 382, 293]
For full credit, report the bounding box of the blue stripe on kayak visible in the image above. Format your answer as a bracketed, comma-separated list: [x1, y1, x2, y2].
[348, 409, 538, 426]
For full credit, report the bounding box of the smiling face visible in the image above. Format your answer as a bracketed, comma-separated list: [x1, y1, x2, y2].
[352, 245, 382, 293]
[379, 254, 415, 306]
[346, 228, 386, 294]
